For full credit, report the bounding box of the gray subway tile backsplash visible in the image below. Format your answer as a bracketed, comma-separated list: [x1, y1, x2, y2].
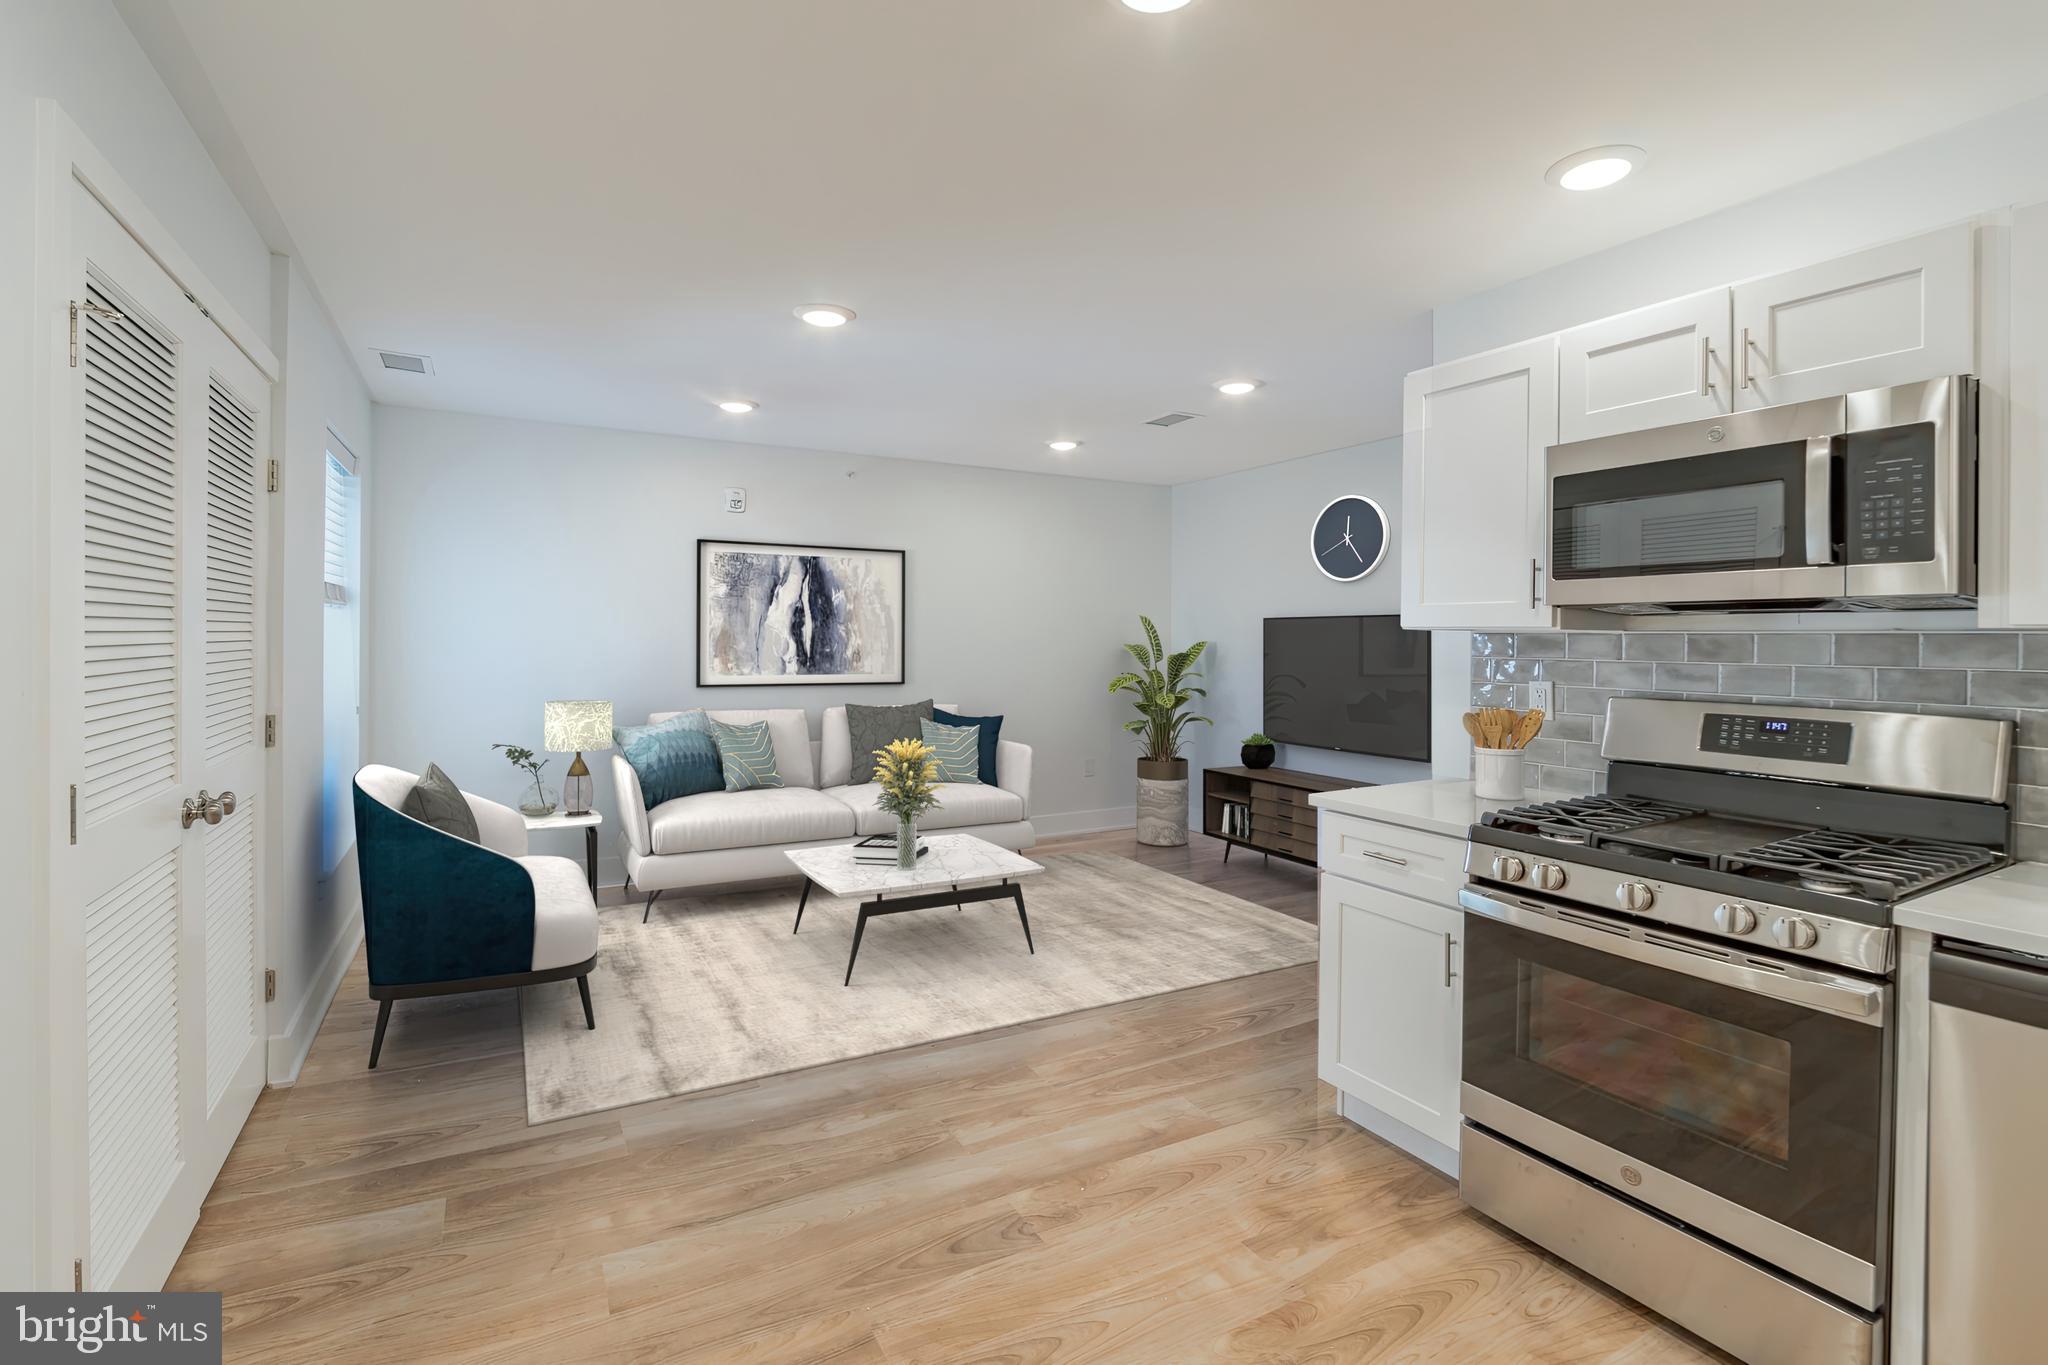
[1686, 634, 1756, 664]
[1472, 628, 2048, 857]
[1756, 633, 1833, 665]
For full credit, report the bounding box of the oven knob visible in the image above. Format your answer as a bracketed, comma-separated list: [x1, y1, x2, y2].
[1490, 855, 1527, 883]
[1713, 902, 1759, 936]
[1533, 863, 1568, 891]
[1772, 916, 1820, 951]
[1614, 881, 1655, 913]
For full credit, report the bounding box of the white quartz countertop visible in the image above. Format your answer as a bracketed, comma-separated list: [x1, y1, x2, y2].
[1307, 778, 1570, 840]
[1896, 862, 2048, 959]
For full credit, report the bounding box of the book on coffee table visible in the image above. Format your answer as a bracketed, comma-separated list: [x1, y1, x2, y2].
[853, 834, 928, 864]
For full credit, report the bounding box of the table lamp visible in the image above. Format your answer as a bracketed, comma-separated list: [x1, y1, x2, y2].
[544, 700, 613, 816]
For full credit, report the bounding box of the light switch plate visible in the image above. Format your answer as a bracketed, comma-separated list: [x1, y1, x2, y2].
[723, 486, 746, 513]
[1529, 680, 1555, 713]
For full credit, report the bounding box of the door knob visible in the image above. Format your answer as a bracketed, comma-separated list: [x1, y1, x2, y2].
[180, 789, 237, 829]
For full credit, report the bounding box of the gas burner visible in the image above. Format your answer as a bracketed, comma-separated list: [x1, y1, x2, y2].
[1726, 829, 2002, 903]
[1484, 794, 1700, 844]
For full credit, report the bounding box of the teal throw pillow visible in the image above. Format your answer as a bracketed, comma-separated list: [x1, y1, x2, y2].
[615, 711, 722, 807]
[920, 718, 981, 783]
[710, 719, 784, 792]
[932, 707, 1003, 787]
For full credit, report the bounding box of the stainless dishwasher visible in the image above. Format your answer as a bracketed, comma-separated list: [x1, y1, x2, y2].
[1927, 940, 2048, 1364]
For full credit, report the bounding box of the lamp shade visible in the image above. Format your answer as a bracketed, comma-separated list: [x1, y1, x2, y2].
[543, 699, 613, 753]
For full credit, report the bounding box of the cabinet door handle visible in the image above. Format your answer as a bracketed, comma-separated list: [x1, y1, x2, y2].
[1360, 849, 1409, 867]
[1739, 326, 1756, 389]
[1530, 558, 1543, 609]
[1444, 933, 1457, 987]
[1699, 335, 1716, 396]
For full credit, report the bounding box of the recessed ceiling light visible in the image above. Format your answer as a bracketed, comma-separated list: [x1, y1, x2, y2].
[717, 399, 758, 415]
[1047, 440, 1081, 453]
[1545, 145, 1645, 192]
[1122, 0, 1193, 10]
[796, 304, 856, 327]
[1215, 379, 1264, 396]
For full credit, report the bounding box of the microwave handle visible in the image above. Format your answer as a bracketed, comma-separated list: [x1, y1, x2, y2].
[1805, 436, 1838, 566]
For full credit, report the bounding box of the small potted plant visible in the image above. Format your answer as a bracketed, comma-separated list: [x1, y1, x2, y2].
[1241, 732, 1276, 769]
[873, 737, 942, 868]
[494, 743, 556, 817]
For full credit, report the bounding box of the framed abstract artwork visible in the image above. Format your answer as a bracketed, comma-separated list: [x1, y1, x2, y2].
[697, 539, 907, 687]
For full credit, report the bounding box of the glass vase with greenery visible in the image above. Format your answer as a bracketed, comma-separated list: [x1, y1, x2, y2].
[1108, 615, 1211, 773]
[873, 737, 942, 868]
[493, 743, 556, 817]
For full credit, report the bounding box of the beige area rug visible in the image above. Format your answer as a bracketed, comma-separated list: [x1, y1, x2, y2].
[518, 851, 1316, 1124]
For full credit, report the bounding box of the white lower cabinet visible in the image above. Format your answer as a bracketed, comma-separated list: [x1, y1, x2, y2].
[1317, 871, 1463, 1159]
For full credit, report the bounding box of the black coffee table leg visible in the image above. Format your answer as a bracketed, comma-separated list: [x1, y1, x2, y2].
[793, 878, 812, 934]
[1010, 882, 1035, 954]
[844, 903, 872, 985]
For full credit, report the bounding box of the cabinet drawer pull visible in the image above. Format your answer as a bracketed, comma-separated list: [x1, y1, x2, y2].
[1360, 849, 1409, 866]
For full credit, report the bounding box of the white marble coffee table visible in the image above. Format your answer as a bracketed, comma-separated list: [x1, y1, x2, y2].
[785, 834, 1045, 985]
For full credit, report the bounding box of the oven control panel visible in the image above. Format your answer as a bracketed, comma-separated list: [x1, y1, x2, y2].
[1701, 712, 1852, 764]
[1846, 424, 1936, 564]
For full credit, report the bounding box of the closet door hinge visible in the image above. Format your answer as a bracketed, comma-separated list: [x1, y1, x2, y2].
[264, 714, 277, 748]
[264, 969, 277, 1003]
[266, 459, 279, 493]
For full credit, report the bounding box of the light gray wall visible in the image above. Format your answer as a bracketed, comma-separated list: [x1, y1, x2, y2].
[366, 406, 1173, 882]
[266, 256, 373, 1081]
[2, 0, 280, 1289]
[1169, 436, 1434, 809]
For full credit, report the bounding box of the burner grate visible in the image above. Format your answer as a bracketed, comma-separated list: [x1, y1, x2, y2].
[1483, 795, 1700, 844]
[1724, 829, 2000, 901]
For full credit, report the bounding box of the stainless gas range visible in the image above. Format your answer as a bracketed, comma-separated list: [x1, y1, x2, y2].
[1456, 697, 2012, 1365]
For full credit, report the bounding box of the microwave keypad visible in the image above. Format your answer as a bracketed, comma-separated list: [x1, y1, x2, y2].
[1847, 426, 1935, 564]
[1701, 713, 1852, 764]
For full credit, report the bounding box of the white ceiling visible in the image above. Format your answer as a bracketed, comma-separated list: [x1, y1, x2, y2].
[144, 0, 2048, 485]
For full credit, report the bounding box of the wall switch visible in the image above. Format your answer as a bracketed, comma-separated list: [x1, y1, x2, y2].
[1529, 680, 1555, 713]
[723, 486, 746, 513]
[1084, 758, 1096, 779]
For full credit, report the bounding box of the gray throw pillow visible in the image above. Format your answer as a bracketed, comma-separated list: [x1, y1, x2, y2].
[846, 699, 934, 784]
[401, 762, 480, 843]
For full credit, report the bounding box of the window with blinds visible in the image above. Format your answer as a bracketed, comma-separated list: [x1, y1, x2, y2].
[323, 451, 355, 604]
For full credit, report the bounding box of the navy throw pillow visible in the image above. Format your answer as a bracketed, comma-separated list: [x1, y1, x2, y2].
[615, 712, 723, 807]
[932, 708, 1003, 787]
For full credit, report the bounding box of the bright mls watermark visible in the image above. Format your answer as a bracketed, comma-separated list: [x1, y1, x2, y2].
[6, 1294, 221, 1361]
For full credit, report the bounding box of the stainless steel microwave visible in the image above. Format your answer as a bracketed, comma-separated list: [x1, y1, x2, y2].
[1546, 376, 1976, 612]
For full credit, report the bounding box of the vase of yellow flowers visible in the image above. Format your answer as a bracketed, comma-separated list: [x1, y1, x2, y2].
[873, 737, 942, 869]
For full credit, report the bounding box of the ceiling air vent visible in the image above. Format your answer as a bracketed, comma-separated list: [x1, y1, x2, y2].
[374, 349, 433, 375]
[1145, 412, 1202, 428]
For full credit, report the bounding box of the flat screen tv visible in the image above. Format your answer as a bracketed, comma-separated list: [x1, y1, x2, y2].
[1264, 615, 1432, 762]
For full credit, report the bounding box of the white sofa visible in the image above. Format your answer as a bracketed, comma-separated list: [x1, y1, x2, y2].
[614, 703, 1035, 906]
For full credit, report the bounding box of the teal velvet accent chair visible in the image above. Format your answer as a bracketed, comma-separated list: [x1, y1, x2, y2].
[353, 764, 601, 1068]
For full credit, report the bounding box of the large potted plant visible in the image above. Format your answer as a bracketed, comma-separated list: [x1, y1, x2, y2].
[1109, 616, 1210, 847]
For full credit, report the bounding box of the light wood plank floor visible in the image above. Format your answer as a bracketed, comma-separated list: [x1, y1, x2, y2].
[169, 830, 1729, 1363]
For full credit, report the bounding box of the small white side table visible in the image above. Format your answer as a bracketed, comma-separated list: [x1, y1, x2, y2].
[522, 809, 603, 897]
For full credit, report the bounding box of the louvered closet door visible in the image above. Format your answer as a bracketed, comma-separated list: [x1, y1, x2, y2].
[48, 178, 268, 1293]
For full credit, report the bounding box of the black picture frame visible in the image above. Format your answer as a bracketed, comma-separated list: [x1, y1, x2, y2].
[696, 538, 907, 687]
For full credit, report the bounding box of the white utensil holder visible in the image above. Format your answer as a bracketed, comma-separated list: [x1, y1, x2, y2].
[1472, 746, 1526, 801]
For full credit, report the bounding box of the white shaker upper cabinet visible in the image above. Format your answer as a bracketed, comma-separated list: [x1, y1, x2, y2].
[1990, 202, 2048, 629]
[1733, 223, 1975, 411]
[1401, 335, 1558, 629]
[1559, 287, 1732, 442]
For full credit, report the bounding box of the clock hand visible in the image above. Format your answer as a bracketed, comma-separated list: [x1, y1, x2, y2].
[1349, 538, 1366, 564]
[1322, 537, 1348, 556]
[1345, 515, 1352, 536]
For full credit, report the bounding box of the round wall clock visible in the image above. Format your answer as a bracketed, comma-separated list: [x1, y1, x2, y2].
[1310, 495, 1389, 581]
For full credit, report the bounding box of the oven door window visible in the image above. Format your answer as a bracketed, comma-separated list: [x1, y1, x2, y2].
[1463, 913, 1884, 1264]
[1552, 440, 1825, 579]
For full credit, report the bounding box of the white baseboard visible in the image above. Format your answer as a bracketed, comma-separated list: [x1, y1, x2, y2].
[1032, 806, 1138, 838]
[266, 918, 362, 1087]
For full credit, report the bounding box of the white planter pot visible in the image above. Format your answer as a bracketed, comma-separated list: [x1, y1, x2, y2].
[1472, 747, 1527, 801]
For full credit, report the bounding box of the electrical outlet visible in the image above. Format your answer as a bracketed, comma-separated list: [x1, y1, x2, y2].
[1084, 758, 1096, 779]
[1529, 680, 1555, 713]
